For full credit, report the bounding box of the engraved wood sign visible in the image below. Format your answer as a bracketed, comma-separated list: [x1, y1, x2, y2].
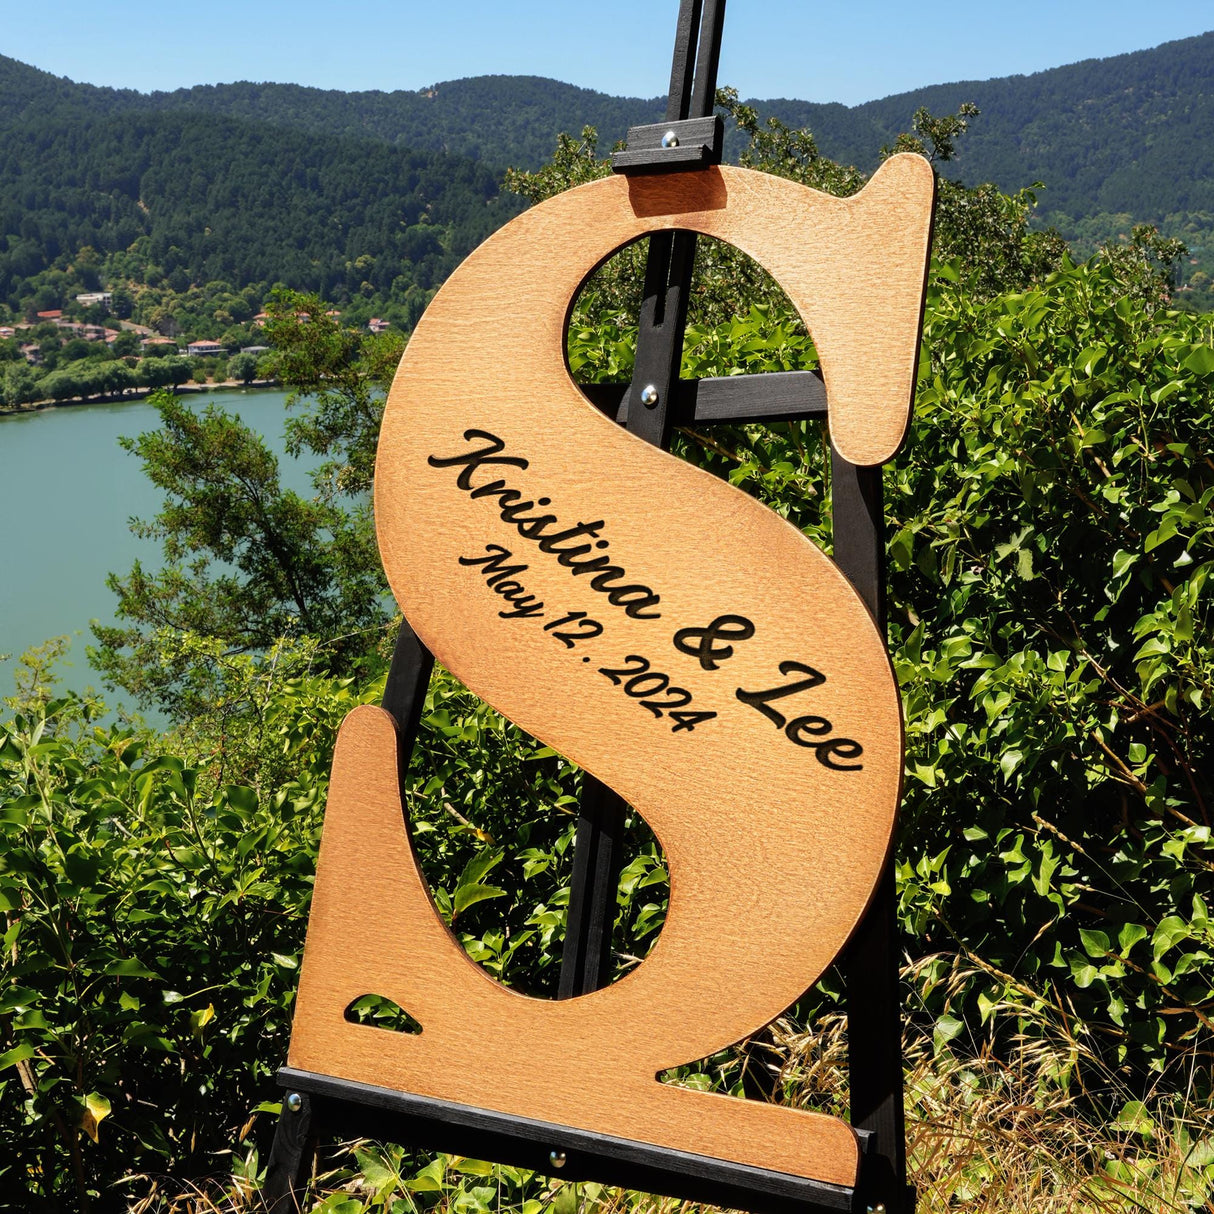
[286, 156, 934, 1191]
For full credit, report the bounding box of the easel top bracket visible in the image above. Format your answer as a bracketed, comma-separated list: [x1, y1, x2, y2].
[611, 115, 725, 174]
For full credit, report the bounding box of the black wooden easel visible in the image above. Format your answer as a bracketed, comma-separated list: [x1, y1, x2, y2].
[264, 3, 914, 1211]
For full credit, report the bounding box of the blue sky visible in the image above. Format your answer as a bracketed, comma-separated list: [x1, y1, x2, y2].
[4, 1, 1212, 105]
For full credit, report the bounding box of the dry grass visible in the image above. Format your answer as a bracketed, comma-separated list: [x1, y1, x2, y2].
[125, 955, 1214, 1214]
[899, 956, 1214, 1213]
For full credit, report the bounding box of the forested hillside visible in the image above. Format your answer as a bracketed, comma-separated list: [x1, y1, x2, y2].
[0, 105, 518, 312]
[759, 30, 1214, 261]
[2, 26, 1214, 325]
[5, 27, 1214, 223]
[0, 55, 663, 167]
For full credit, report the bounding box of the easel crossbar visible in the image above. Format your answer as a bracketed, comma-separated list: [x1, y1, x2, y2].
[275, 1069, 861, 1214]
[579, 368, 827, 426]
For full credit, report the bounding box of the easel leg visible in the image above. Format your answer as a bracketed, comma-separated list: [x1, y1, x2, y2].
[558, 777, 627, 997]
[263, 1090, 315, 1213]
[557, 4, 718, 1000]
[382, 618, 436, 780]
[832, 453, 913, 1213]
[845, 866, 913, 1213]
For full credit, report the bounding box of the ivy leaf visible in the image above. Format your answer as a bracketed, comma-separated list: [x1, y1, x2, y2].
[103, 958, 160, 980]
[1111, 1100, 1155, 1138]
[405, 1158, 447, 1193]
[933, 1014, 965, 1051]
[81, 1092, 111, 1143]
[354, 1146, 402, 1196]
[453, 883, 507, 916]
[1080, 928, 1110, 959]
[1118, 923, 1148, 953]
[452, 849, 507, 918]
[1182, 346, 1214, 375]
[0, 1043, 35, 1071]
[1153, 916, 1190, 959]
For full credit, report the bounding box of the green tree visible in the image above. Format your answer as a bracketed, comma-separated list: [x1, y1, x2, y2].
[109, 286, 134, 319]
[97, 291, 404, 718]
[111, 329, 140, 357]
[96, 359, 135, 396]
[39, 365, 83, 402]
[32, 284, 60, 313]
[37, 334, 61, 370]
[723, 86, 867, 195]
[72, 245, 102, 291]
[886, 104, 1069, 296]
[262, 289, 405, 497]
[228, 350, 260, 384]
[136, 356, 190, 389]
[1096, 222, 1188, 308]
[2, 361, 41, 406]
[91, 391, 388, 717]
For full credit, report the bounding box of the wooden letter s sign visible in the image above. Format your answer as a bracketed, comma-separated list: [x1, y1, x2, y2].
[286, 156, 935, 1188]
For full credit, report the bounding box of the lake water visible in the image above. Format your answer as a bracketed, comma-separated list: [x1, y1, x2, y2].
[0, 389, 318, 716]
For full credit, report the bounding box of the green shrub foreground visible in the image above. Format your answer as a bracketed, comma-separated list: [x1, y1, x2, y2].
[0, 653, 600, 1211]
[3, 111, 1214, 1210]
[895, 260, 1214, 1074]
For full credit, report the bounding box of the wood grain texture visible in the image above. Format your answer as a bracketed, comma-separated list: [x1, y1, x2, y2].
[291, 708, 864, 1184]
[289, 158, 934, 1187]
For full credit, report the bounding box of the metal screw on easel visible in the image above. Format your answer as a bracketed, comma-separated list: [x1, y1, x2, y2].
[549, 1149, 567, 1168]
[640, 384, 660, 408]
[661, 129, 680, 148]
[285, 1092, 303, 1113]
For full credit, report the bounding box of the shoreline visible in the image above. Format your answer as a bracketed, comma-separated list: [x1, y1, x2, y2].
[0, 378, 282, 417]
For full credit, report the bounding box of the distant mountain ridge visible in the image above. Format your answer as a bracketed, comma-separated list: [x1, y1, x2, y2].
[2, 29, 1214, 314]
[0, 57, 665, 168]
[0, 65, 523, 315]
[762, 30, 1214, 227]
[5, 30, 1214, 227]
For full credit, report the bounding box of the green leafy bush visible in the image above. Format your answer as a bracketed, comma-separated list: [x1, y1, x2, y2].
[0, 693, 320, 1209]
[889, 259, 1214, 1073]
[0, 654, 663, 1210]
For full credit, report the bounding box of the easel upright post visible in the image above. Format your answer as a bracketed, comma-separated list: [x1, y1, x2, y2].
[560, 0, 725, 998]
[832, 455, 912, 1213]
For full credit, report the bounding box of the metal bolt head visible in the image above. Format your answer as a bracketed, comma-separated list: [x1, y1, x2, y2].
[549, 1149, 567, 1168]
[639, 384, 660, 408]
[661, 129, 680, 148]
[285, 1092, 303, 1113]
[866, 1205, 886, 1214]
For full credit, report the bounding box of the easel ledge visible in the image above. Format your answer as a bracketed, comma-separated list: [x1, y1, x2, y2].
[273, 1068, 870, 1214]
